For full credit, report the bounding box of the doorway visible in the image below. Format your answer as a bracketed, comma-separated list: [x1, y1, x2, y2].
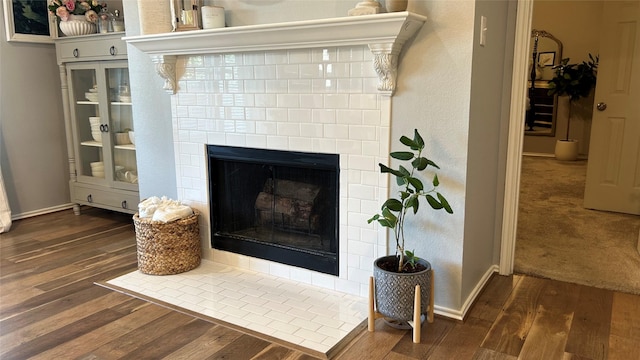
[500, 0, 640, 277]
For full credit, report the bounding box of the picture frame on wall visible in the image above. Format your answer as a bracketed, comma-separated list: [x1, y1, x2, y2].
[3, 0, 57, 43]
[538, 51, 556, 67]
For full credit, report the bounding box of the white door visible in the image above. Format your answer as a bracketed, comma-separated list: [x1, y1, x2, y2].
[584, 1, 640, 215]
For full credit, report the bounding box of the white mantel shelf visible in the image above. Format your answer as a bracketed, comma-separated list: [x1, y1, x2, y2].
[124, 11, 427, 95]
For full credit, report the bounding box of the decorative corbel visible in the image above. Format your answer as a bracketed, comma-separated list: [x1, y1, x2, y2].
[368, 43, 401, 96]
[151, 55, 178, 94]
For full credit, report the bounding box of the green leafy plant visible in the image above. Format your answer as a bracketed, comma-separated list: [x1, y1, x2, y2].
[368, 129, 453, 273]
[548, 54, 599, 141]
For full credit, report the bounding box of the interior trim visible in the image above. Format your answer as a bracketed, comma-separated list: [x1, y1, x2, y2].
[499, 0, 533, 275]
[435, 265, 500, 321]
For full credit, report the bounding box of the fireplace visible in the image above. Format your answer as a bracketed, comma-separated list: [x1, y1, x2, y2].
[125, 11, 428, 296]
[207, 145, 339, 275]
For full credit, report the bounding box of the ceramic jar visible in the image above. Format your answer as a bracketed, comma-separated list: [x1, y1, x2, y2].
[386, 0, 408, 12]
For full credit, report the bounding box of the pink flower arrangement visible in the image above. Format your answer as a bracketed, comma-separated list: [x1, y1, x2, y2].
[48, 0, 105, 23]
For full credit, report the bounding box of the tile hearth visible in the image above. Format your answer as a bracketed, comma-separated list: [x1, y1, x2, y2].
[106, 260, 369, 355]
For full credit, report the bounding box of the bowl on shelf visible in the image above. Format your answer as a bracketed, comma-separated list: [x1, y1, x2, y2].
[85, 92, 99, 102]
[90, 161, 104, 177]
[128, 131, 135, 145]
[115, 132, 131, 145]
[115, 165, 126, 181]
[89, 118, 102, 142]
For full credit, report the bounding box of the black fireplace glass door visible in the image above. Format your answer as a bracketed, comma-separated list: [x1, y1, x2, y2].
[208, 145, 339, 275]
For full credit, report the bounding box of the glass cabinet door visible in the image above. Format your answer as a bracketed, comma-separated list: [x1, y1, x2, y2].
[69, 66, 106, 183]
[104, 65, 137, 189]
[67, 62, 137, 190]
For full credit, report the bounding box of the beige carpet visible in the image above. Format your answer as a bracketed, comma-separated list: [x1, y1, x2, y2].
[515, 156, 640, 295]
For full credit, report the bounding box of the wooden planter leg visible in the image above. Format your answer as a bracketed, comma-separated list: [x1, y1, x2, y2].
[408, 269, 435, 343]
[368, 276, 383, 332]
[428, 269, 435, 323]
[408, 284, 421, 343]
[368, 276, 375, 331]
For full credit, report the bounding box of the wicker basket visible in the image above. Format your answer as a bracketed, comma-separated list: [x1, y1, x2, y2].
[133, 211, 201, 275]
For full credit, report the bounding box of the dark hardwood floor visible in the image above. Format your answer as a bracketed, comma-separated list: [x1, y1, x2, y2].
[1, 207, 639, 359]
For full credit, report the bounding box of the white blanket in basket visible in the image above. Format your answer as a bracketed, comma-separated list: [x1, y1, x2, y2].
[138, 196, 193, 223]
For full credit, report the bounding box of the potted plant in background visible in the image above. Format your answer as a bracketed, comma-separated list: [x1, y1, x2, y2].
[548, 54, 598, 161]
[367, 129, 453, 336]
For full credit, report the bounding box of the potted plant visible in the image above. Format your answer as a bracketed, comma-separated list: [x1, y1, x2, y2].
[548, 54, 598, 160]
[368, 129, 453, 328]
[48, 0, 104, 36]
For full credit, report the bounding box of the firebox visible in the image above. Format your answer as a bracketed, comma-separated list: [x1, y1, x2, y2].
[207, 145, 339, 275]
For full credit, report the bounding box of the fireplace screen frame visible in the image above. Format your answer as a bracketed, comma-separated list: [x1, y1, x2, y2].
[207, 145, 340, 276]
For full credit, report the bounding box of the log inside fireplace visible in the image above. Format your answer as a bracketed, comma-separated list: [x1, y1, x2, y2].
[255, 178, 322, 234]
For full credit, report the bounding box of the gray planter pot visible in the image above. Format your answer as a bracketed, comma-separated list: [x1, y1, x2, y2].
[373, 255, 431, 322]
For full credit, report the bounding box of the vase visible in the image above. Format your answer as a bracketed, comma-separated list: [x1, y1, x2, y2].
[59, 15, 96, 37]
[386, 0, 408, 12]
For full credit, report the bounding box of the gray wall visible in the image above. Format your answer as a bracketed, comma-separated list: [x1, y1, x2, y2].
[389, 0, 514, 310]
[463, 0, 514, 306]
[0, 2, 70, 219]
[121, 0, 177, 200]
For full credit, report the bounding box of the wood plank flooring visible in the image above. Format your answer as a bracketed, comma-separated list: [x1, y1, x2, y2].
[1, 207, 639, 359]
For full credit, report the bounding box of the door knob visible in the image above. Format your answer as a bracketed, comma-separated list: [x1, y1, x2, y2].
[597, 102, 607, 111]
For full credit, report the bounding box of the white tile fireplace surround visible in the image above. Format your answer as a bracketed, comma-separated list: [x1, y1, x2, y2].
[124, 12, 426, 355]
[174, 45, 389, 297]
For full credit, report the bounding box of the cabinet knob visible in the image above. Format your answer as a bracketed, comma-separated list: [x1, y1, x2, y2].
[73, 48, 79, 58]
[597, 102, 607, 111]
[121, 200, 127, 209]
[99, 124, 109, 132]
[87, 194, 93, 203]
[110, 46, 116, 56]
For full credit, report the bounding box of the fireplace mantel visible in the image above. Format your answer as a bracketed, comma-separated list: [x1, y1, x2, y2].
[124, 11, 426, 96]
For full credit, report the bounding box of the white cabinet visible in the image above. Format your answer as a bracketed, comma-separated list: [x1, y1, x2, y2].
[56, 33, 138, 215]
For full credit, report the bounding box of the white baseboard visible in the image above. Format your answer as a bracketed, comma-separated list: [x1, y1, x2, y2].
[522, 152, 554, 158]
[11, 203, 75, 220]
[523, 152, 588, 160]
[433, 304, 465, 321]
[434, 265, 499, 321]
